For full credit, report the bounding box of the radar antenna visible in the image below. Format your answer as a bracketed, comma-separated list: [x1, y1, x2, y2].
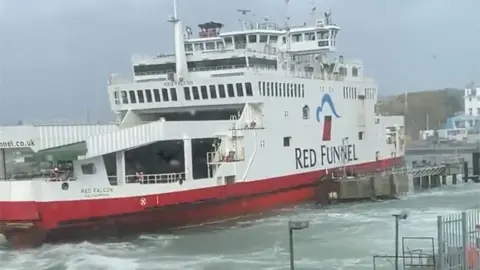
[324, 9, 332, 25]
[237, 9, 251, 30]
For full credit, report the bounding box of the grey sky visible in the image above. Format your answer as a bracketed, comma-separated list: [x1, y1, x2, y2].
[0, 0, 478, 124]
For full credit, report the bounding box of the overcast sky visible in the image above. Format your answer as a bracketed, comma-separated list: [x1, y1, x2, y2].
[0, 0, 479, 124]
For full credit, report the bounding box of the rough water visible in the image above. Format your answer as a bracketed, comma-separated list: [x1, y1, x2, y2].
[1, 180, 478, 270]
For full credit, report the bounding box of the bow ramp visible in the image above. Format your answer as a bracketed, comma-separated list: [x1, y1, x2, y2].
[392, 165, 446, 178]
[409, 165, 446, 178]
[83, 120, 232, 158]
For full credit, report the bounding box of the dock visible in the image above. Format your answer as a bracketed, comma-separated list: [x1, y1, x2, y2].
[406, 145, 478, 155]
[319, 159, 466, 205]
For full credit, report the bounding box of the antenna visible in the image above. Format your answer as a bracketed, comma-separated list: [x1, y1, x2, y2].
[173, 0, 178, 20]
[284, 0, 290, 28]
[309, 1, 317, 23]
[168, 0, 179, 22]
[237, 9, 251, 15]
[237, 9, 251, 30]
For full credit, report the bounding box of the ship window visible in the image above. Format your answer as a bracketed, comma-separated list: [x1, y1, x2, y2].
[301, 84, 305, 97]
[145, 89, 153, 102]
[283, 136, 291, 147]
[216, 41, 224, 50]
[81, 163, 96, 175]
[227, 84, 235, 97]
[205, 42, 215, 50]
[153, 89, 161, 102]
[185, 43, 193, 52]
[218, 84, 226, 98]
[266, 82, 270, 96]
[358, 132, 364, 140]
[184, 87, 191, 100]
[137, 90, 145, 103]
[209, 85, 217, 99]
[262, 82, 266, 96]
[192, 86, 200, 100]
[236, 83, 244, 97]
[274, 83, 278, 95]
[286, 86, 290, 97]
[292, 34, 302, 42]
[302, 105, 309, 119]
[248, 35, 257, 43]
[200, 85, 208, 99]
[162, 88, 169, 101]
[275, 85, 278, 96]
[259, 35, 268, 43]
[194, 43, 204, 51]
[269, 35, 278, 43]
[170, 88, 178, 101]
[245, 82, 253, 96]
[287, 84, 290, 96]
[121, 91, 128, 104]
[290, 87, 294, 98]
[317, 31, 328, 40]
[113, 91, 120, 105]
[352, 67, 358, 77]
[129, 90, 137, 103]
[223, 36, 233, 45]
[283, 83, 287, 96]
[305, 32, 315, 41]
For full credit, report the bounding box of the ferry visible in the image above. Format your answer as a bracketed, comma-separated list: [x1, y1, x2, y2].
[0, 2, 404, 247]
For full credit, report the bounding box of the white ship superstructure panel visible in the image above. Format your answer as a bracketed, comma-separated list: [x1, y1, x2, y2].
[0, 125, 118, 151]
[84, 120, 234, 158]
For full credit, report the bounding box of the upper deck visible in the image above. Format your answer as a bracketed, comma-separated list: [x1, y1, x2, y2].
[105, 7, 373, 123]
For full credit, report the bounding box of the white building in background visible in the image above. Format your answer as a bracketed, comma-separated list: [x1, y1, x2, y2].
[464, 83, 480, 116]
[419, 84, 480, 142]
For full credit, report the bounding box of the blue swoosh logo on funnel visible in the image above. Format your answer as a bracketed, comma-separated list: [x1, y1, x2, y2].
[316, 94, 341, 122]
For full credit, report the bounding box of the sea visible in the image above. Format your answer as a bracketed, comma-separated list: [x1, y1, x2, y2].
[1, 154, 478, 270]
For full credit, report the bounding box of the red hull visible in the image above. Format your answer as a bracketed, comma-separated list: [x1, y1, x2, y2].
[0, 157, 403, 247]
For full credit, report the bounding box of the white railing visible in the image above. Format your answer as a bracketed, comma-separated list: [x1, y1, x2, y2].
[1, 169, 77, 182]
[121, 172, 186, 184]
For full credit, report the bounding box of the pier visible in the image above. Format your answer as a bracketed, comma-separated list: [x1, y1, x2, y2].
[324, 159, 465, 204]
[410, 162, 463, 190]
[406, 145, 478, 156]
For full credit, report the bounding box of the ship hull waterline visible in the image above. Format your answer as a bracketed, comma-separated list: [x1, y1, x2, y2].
[0, 157, 403, 248]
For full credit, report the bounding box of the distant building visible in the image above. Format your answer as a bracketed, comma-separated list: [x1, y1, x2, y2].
[418, 84, 480, 142]
[464, 84, 480, 116]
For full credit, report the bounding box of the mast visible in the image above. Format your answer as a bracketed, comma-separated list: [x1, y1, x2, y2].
[237, 9, 251, 30]
[168, 0, 188, 80]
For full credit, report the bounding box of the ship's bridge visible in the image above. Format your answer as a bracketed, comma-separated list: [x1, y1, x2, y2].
[132, 22, 279, 82]
[286, 19, 340, 55]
